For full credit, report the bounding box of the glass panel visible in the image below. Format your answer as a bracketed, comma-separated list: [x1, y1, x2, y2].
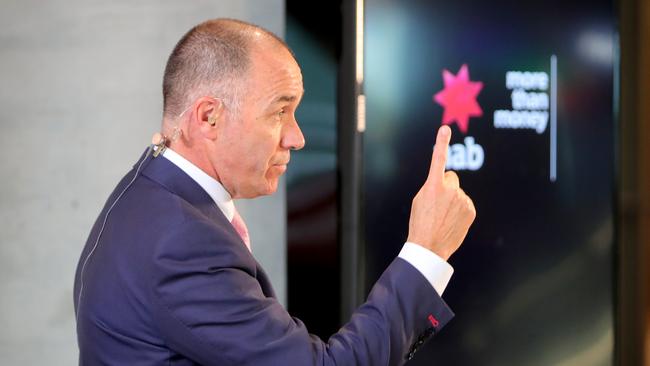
[364, 0, 615, 364]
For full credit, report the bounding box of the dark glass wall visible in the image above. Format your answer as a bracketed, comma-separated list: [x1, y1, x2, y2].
[363, 0, 616, 365]
[286, 1, 342, 339]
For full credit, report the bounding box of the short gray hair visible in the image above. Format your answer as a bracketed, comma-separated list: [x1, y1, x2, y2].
[162, 19, 256, 118]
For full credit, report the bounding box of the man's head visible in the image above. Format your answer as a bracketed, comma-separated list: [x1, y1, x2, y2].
[161, 19, 304, 199]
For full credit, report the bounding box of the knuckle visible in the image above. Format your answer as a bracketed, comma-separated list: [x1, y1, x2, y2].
[455, 190, 464, 201]
[467, 199, 476, 217]
[456, 187, 467, 198]
[445, 170, 459, 181]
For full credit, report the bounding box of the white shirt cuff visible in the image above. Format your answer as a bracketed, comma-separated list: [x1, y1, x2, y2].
[398, 242, 454, 296]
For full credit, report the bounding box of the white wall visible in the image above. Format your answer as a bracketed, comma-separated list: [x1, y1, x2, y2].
[0, 1, 286, 364]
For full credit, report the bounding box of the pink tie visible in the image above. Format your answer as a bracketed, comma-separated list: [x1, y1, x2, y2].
[231, 208, 251, 251]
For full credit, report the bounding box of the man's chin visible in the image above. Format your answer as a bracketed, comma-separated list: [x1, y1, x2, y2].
[263, 169, 285, 194]
[263, 179, 280, 196]
[238, 179, 279, 199]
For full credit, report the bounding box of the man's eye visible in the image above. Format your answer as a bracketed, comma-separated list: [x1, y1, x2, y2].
[277, 109, 286, 118]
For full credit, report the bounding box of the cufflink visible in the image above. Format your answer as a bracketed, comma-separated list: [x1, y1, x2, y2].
[428, 314, 440, 328]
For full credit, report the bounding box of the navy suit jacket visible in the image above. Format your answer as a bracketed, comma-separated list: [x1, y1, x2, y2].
[73, 148, 454, 365]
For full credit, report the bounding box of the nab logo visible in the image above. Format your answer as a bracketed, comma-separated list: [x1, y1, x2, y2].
[433, 64, 485, 171]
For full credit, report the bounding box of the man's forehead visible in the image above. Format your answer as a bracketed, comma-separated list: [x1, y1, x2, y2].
[255, 55, 300, 76]
[250, 38, 300, 70]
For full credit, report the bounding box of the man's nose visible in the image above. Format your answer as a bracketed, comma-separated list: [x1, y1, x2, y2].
[281, 116, 305, 151]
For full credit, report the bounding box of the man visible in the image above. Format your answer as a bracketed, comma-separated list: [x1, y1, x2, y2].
[73, 19, 475, 365]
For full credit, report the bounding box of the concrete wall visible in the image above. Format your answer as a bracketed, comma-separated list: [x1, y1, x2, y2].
[0, 1, 286, 364]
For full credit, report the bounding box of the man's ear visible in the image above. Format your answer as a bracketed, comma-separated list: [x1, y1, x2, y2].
[196, 97, 225, 138]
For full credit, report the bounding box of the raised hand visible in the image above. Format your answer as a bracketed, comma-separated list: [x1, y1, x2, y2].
[407, 125, 476, 260]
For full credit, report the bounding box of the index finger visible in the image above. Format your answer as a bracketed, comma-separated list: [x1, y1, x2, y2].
[428, 125, 452, 182]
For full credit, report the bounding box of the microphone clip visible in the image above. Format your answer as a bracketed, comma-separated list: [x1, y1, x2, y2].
[151, 133, 168, 158]
[151, 127, 181, 158]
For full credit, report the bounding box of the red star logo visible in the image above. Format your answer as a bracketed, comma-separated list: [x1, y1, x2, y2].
[433, 64, 483, 134]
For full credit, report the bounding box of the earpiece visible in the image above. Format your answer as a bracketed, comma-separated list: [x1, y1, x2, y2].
[208, 99, 224, 126]
[208, 113, 218, 126]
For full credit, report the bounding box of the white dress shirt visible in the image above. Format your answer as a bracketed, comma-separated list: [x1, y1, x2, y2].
[161, 147, 453, 296]
[162, 148, 235, 222]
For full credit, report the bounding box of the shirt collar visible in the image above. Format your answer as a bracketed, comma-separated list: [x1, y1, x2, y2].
[161, 147, 235, 222]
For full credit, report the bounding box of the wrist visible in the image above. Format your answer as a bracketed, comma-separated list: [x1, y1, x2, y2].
[405, 237, 451, 261]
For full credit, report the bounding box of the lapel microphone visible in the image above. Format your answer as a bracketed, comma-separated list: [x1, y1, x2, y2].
[152, 127, 182, 158]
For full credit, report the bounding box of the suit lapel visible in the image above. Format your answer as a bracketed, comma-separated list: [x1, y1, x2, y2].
[139, 150, 279, 299]
[140, 151, 226, 225]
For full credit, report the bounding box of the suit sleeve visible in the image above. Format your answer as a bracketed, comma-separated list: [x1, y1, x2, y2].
[149, 218, 454, 366]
